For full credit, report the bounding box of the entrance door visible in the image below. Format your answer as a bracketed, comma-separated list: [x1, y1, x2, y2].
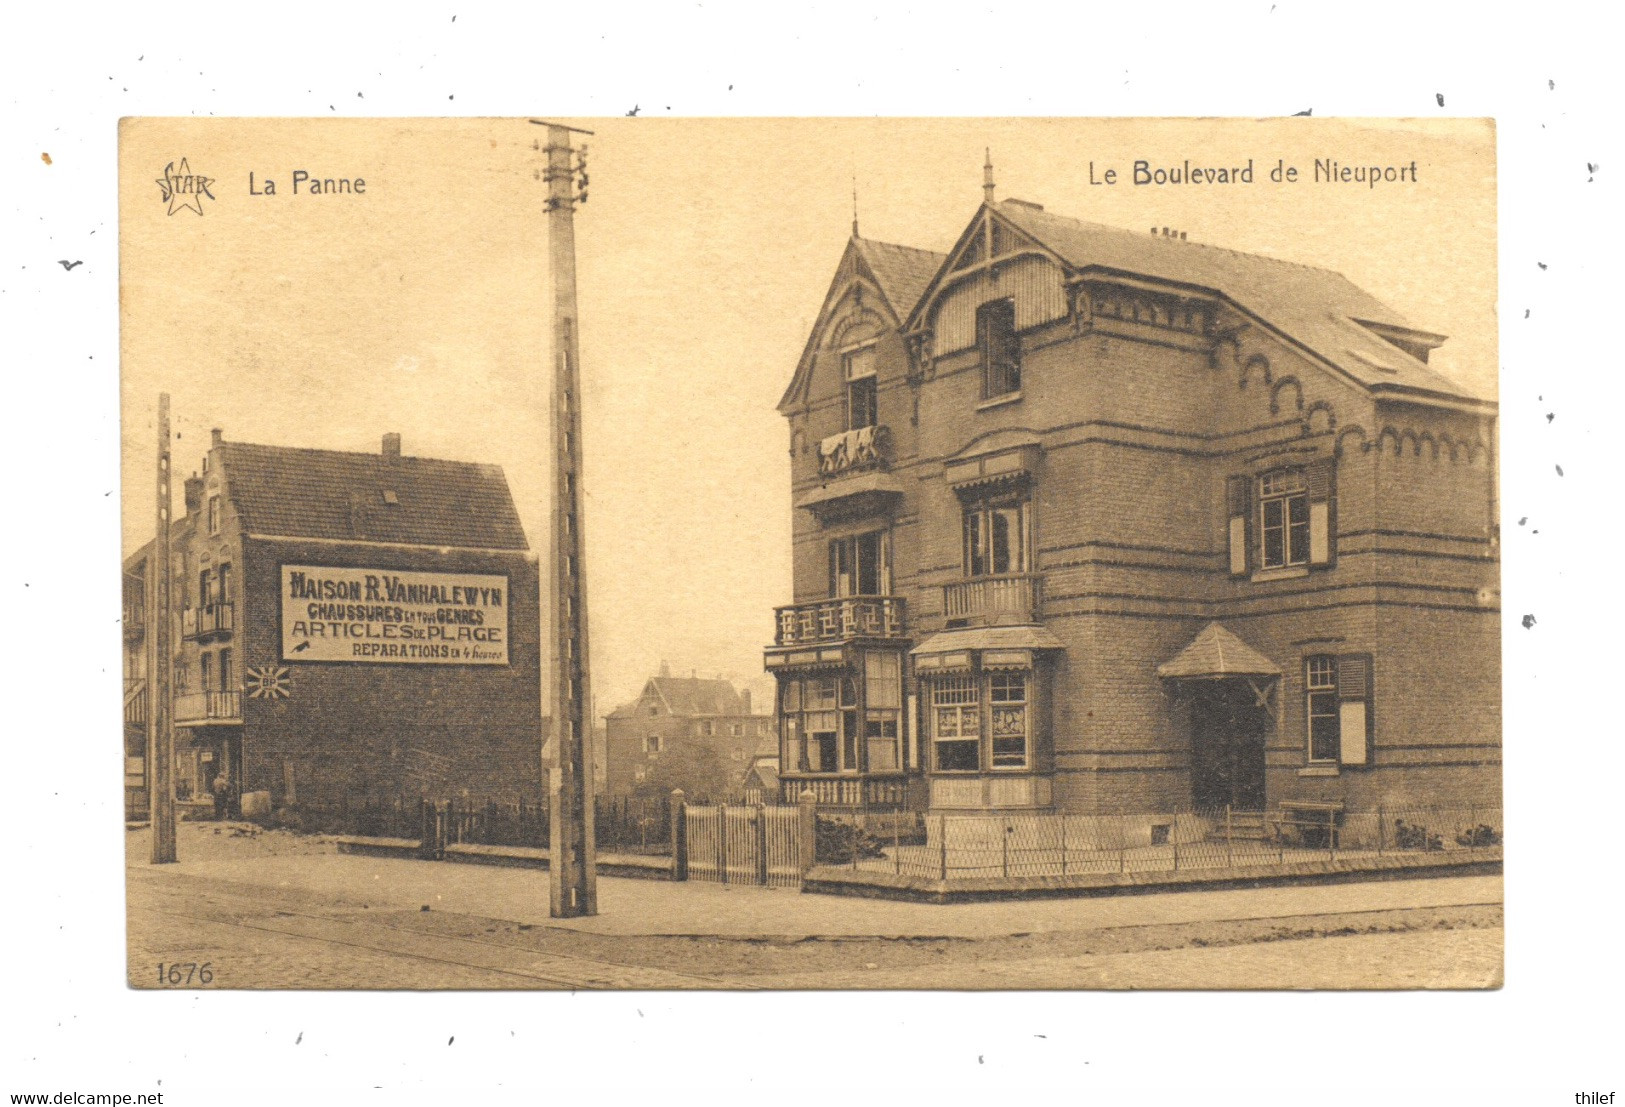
[1189, 682, 1267, 810]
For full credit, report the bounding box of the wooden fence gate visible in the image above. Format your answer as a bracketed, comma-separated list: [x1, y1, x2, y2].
[681, 803, 803, 888]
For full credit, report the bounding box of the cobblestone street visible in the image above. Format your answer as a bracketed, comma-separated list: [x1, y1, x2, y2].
[126, 823, 1502, 989]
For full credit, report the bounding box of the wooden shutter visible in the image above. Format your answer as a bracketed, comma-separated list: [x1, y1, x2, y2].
[1225, 475, 1252, 576]
[1306, 458, 1336, 567]
[1336, 652, 1373, 765]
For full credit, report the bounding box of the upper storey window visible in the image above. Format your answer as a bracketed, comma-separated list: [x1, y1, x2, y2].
[843, 344, 878, 431]
[963, 500, 1029, 578]
[1226, 461, 1334, 578]
[976, 298, 1021, 399]
[1258, 469, 1310, 570]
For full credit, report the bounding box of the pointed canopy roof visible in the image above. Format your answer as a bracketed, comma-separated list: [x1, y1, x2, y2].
[1156, 623, 1281, 680]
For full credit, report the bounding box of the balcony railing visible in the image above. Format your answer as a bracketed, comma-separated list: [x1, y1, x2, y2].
[942, 573, 1043, 624]
[182, 602, 235, 640]
[816, 424, 891, 477]
[174, 689, 242, 724]
[124, 679, 148, 728]
[775, 595, 907, 647]
[780, 774, 910, 810]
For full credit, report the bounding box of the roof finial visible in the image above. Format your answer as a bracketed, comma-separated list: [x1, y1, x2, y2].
[983, 148, 995, 204]
[852, 173, 860, 238]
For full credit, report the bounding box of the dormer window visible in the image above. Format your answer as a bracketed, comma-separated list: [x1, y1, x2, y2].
[976, 298, 1021, 399]
[843, 344, 878, 431]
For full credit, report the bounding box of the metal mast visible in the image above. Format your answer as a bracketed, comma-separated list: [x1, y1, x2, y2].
[535, 120, 598, 917]
[149, 393, 177, 863]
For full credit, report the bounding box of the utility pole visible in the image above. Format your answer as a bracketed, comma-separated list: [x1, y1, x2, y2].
[534, 120, 597, 917]
[149, 393, 177, 863]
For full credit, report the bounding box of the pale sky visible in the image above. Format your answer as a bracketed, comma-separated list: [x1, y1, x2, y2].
[120, 117, 1496, 714]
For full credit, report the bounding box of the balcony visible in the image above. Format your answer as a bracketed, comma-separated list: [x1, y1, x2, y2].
[774, 595, 907, 647]
[816, 424, 891, 477]
[942, 573, 1043, 625]
[779, 774, 910, 810]
[174, 689, 242, 725]
[182, 602, 235, 641]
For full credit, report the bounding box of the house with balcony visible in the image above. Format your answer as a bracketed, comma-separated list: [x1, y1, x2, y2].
[765, 181, 1500, 818]
[122, 429, 543, 817]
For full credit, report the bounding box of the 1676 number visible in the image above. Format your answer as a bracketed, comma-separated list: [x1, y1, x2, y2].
[156, 962, 214, 986]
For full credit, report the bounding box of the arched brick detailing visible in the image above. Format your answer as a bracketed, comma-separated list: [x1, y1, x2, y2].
[1334, 424, 1369, 456]
[1304, 400, 1336, 436]
[1269, 376, 1304, 415]
[1238, 353, 1272, 391]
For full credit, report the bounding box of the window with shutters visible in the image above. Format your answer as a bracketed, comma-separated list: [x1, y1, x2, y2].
[1227, 460, 1336, 579]
[1259, 469, 1310, 569]
[977, 298, 1021, 399]
[1304, 653, 1373, 766]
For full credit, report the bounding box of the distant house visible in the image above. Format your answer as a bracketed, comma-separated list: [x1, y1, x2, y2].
[604, 666, 772, 798]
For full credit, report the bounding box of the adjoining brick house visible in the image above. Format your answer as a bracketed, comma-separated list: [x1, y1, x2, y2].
[122, 430, 544, 817]
[603, 667, 773, 798]
[764, 190, 1499, 817]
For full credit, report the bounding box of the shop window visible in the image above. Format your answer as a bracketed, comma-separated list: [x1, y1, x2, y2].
[931, 676, 981, 772]
[963, 500, 1029, 577]
[989, 672, 1030, 769]
[977, 298, 1021, 398]
[843, 344, 878, 431]
[1305, 654, 1373, 766]
[829, 530, 889, 597]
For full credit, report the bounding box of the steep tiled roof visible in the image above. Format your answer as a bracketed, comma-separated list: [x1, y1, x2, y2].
[1157, 623, 1280, 679]
[218, 441, 528, 550]
[650, 677, 745, 716]
[855, 237, 947, 320]
[992, 200, 1481, 402]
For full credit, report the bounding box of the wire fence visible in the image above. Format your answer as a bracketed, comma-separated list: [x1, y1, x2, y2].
[815, 805, 1503, 880]
[289, 793, 674, 854]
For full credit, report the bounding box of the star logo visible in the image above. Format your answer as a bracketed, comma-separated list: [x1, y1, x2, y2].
[246, 665, 294, 700]
[155, 158, 216, 216]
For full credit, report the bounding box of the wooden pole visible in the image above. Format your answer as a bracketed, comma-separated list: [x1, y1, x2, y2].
[148, 394, 177, 864]
[536, 120, 599, 917]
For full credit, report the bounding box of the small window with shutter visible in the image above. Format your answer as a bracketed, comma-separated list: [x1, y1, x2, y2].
[1304, 653, 1373, 766]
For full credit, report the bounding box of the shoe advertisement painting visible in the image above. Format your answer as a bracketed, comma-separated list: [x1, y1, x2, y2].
[119, 116, 1501, 993]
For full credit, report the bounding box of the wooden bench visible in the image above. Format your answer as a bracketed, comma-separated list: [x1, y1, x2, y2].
[1270, 801, 1345, 848]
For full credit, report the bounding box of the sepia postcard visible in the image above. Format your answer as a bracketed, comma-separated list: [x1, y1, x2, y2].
[119, 116, 1501, 991]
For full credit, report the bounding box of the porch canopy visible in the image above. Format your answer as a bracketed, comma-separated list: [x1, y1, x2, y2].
[1156, 623, 1280, 680]
[911, 624, 1065, 673]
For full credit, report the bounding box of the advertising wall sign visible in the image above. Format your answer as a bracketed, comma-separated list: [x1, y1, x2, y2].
[281, 565, 509, 665]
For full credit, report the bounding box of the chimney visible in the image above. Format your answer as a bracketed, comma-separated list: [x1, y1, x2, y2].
[382, 432, 401, 462]
[659, 660, 671, 678]
[184, 473, 204, 515]
[211, 428, 223, 447]
[740, 688, 752, 714]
